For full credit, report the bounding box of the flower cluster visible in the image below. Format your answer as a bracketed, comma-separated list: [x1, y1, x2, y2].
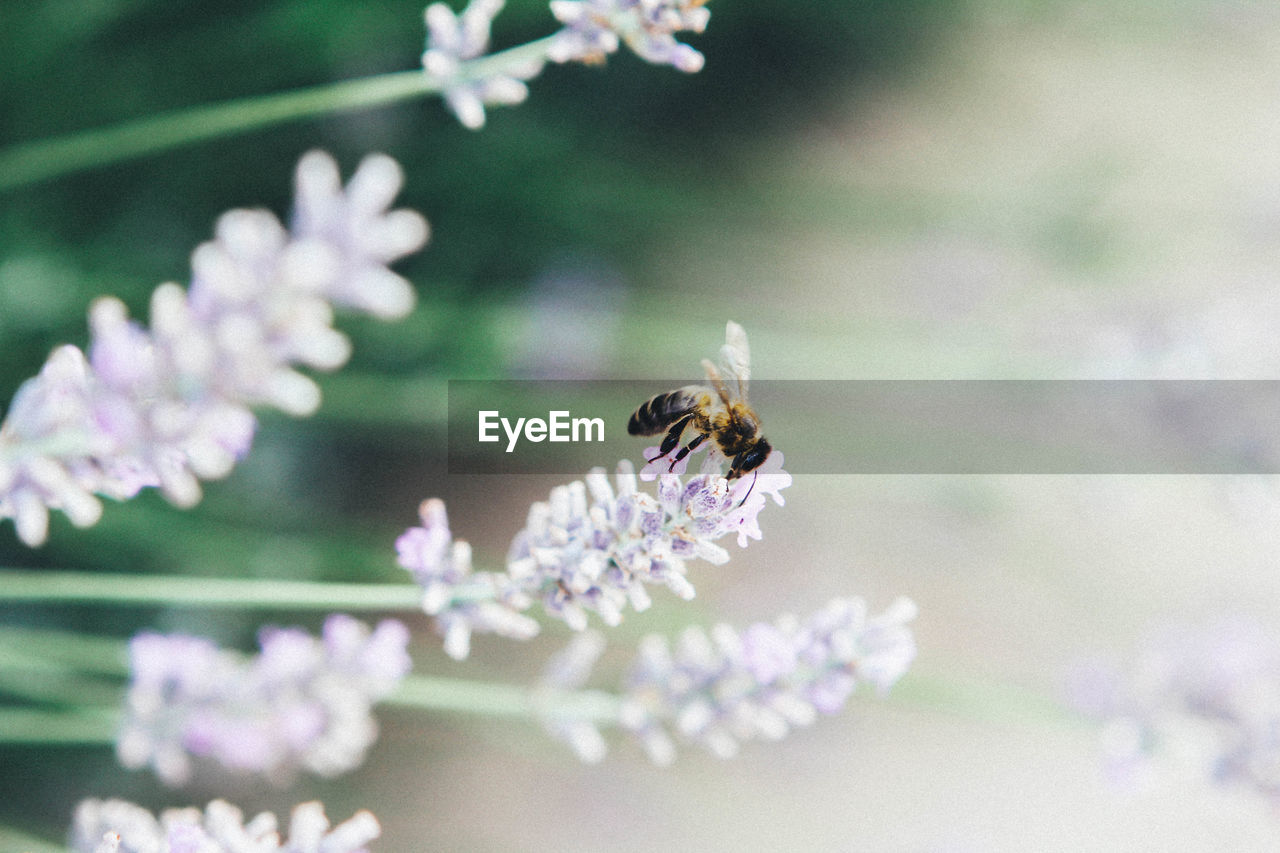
[421, 0, 711, 129]
[538, 597, 918, 764]
[1071, 616, 1280, 803]
[117, 614, 411, 786]
[71, 798, 379, 853]
[396, 452, 790, 657]
[548, 0, 711, 71]
[0, 151, 429, 546]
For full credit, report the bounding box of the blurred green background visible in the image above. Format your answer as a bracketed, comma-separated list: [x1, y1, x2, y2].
[0, 0, 949, 572]
[9, 0, 1280, 849]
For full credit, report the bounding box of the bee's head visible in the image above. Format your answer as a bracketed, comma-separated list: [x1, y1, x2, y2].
[728, 438, 772, 479]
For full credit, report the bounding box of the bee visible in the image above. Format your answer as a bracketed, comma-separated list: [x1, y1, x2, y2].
[628, 320, 772, 481]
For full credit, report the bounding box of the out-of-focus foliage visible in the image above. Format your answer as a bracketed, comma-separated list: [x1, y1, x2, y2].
[0, 0, 956, 566]
[0, 0, 955, 387]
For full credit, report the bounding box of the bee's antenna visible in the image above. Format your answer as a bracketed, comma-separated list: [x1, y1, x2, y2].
[735, 470, 758, 509]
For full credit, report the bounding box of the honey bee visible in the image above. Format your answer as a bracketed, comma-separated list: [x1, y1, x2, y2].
[628, 320, 772, 480]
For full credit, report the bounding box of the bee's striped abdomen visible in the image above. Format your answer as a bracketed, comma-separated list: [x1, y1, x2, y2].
[628, 389, 699, 436]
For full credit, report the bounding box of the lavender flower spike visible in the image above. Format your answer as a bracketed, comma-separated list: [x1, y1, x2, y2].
[397, 452, 791, 656]
[508, 454, 789, 628]
[116, 614, 411, 786]
[0, 151, 429, 546]
[423, 0, 544, 129]
[548, 0, 711, 71]
[619, 596, 917, 764]
[71, 798, 380, 853]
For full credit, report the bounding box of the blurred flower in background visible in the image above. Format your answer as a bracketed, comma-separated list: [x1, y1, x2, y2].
[618, 595, 917, 764]
[503, 256, 627, 378]
[117, 615, 411, 786]
[1070, 616, 1280, 805]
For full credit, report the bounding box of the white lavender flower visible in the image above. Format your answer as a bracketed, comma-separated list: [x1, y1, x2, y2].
[70, 798, 380, 853]
[619, 597, 917, 764]
[396, 453, 790, 656]
[1072, 616, 1280, 803]
[0, 151, 429, 546]
[116, 614, 411, 786]
[548, 0, 710, 71]
[422, 0, 544, 129]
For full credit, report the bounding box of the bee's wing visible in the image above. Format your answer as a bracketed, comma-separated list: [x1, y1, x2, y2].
[717, 320, 751, 400]
[701, 358, 733, 408]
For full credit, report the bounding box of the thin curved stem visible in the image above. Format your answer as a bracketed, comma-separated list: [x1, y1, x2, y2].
[0, 37, 558, 192]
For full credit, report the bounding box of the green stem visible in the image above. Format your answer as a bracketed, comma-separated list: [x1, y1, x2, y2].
[0, 659, 1083, 746]
[0, 660, 123, 709]
[388, 673, 623, 723]
[890, 669, 1089, 728]
[0, 674, 619, 746]
[0, 36, 558, 192]
[0, 625, 128, 674]
[0, 706, 120, 744]
[0, 569, 424, 610]
[0, 824, 68, 853]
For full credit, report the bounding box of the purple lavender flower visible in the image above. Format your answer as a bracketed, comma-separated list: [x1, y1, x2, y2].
[0, 151, 429, 546]
[618, 597, 917, 764]
[70, 798, 380, 853]
[422, 0, 544, 129]
[1072, 616, 1280, 802]
[396, 454, 791, 657]
[548, 0, 711, 71]
[116, 614, 411, 786]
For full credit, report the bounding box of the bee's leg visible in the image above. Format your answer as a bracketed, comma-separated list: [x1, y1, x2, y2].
[649, 415, 694, 464]
[727, 451, 746, 480]
[668, 432, 709, 471]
